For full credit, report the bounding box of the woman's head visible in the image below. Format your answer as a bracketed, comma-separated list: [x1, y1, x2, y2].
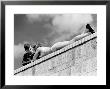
[31, 42, 42, 52]
[31, 44, 37, 52]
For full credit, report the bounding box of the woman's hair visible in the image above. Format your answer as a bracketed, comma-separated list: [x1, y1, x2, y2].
[31, 44, 37, 52]
[31, 42, 42, 52]
[37, 43, 42, 47]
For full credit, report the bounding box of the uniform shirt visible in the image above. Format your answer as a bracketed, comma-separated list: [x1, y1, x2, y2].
[22, 51, 35, 66]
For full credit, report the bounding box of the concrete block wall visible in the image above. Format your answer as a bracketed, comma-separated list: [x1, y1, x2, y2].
[14, 33, 97, 76]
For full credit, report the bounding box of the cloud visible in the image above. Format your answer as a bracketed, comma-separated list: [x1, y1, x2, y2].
[26, 14, 41, 23]
[52, 14, 93, 33]
[26, 14, 55, 23]
[14, 43, 24, 59]
[14, 43, 25, 69]
[26, 14, 95, 44]
[49, 14, 93, 44]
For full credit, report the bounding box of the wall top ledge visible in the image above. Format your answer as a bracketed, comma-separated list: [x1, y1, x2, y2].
[14, 32, 97, 75]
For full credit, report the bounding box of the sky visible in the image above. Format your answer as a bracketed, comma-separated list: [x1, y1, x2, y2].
[14, 14, 97, 69]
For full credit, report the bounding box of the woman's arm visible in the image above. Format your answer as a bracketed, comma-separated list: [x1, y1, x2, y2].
[33, 50, 41, 61]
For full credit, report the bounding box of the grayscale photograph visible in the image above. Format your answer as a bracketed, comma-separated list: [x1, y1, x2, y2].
[14, 14, 97, 76]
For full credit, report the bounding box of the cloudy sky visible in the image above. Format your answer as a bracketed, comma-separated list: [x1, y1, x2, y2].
[14, 14, 97, 69]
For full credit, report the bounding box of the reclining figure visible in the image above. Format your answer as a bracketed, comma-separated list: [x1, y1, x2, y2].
[31, 24, 95, 60]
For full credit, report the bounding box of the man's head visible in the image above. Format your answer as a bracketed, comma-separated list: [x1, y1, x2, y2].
[24, 43, 30, 52]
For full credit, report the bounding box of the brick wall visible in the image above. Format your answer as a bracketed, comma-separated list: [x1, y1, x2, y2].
[14, 33, 97, 76]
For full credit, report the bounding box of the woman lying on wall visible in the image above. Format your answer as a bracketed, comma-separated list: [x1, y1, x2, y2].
[27, 24, 95, 62]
